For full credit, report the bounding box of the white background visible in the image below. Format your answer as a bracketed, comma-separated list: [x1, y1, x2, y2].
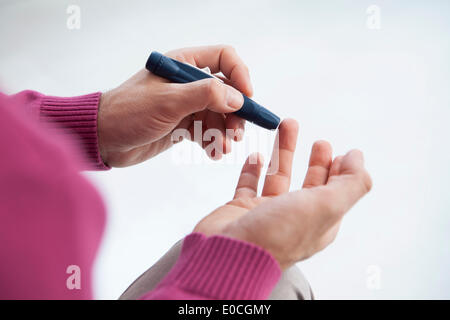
[1, 0, 449, 299]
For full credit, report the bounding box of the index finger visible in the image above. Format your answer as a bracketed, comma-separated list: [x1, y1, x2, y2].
[167, 45, 253, 97]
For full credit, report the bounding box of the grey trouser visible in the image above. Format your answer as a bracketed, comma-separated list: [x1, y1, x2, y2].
[119, 239, 314, 300]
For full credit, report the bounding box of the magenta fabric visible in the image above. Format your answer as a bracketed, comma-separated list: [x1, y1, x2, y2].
[141, 233, 281, 300]
[0, 90, 281, 299]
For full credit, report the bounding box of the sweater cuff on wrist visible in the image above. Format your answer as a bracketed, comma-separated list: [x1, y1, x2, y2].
[147, 233, 281, 300]
[39, 93, 109, 171]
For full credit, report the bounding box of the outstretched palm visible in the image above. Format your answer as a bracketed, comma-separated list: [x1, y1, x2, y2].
[195, 119, 372, 270]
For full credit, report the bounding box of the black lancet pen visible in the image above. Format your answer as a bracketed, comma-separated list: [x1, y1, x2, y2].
[145, 51, 281, 130]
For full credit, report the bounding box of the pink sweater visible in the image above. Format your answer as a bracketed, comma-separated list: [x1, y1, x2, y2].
[0, 90, 280, 300]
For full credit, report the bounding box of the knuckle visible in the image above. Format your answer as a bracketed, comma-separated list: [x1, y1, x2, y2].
[356, 170, 373, 194]
[222, 44, 236, 54]
[203, 79, 223, 103]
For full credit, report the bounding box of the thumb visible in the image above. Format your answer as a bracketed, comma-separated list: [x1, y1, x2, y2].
[167, 78, 244, 119]
[318, 150, 372, 217]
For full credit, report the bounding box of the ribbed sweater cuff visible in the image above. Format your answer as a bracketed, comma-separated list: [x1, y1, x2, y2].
[39, 93, 109, 170]
[148, 233, 281, 300]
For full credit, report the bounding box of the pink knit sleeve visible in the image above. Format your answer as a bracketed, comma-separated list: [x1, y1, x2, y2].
[0, 92, 106, 299]
[4, 90, 109, 170]
[140, 233, 281, 300]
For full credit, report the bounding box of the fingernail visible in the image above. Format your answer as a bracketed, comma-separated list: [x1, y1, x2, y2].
[226, 86, 244, 110]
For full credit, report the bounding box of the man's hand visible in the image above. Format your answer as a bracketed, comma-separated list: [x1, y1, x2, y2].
[98, 45, 253, 167]
[194, 119, 372, 270]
